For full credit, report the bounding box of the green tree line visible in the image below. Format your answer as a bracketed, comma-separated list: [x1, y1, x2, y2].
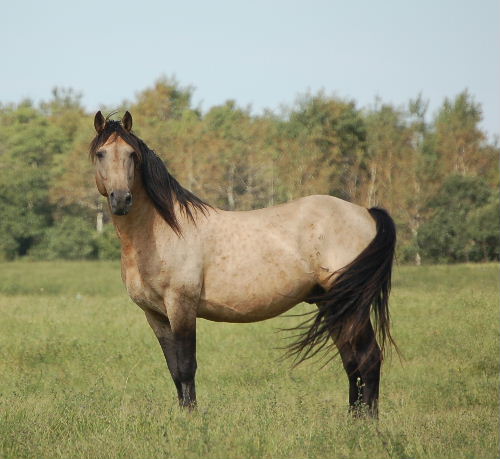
[0, 78, 498, 263]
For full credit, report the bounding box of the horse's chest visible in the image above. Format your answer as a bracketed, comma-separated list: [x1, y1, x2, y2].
[122, 264, 166, 314]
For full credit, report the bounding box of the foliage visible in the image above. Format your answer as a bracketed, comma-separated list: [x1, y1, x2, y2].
[418, 176, 498, 262]
[30, 216, 97, 260]
[0, 166, 53, 260]
[466, 196, 500, 261]
[95, 224, 121, 260]
[433, 90, 485, 176]
[0, 262, 498, 458]
[0, 78, 498, 262]
[288, 92, 367, 200]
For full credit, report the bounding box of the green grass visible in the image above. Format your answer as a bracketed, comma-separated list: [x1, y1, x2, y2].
[0, 261, 498, 458]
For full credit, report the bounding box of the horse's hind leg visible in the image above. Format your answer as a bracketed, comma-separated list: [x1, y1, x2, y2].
[145, 310, 197, 408]
[337, 320, 381, 418]
[337, 343, 362, 408]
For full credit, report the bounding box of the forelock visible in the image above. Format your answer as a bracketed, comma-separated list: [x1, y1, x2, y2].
[89, 119, 140, 161]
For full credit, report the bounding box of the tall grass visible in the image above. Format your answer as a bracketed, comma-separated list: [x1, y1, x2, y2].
[0, 262, 498, 458]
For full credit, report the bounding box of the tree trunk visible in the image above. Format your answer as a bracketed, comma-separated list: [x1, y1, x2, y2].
[227, 163, 235, 210]
[367, 163, 377, 207]
[96, 201, 103, 233]
[269, 159, 274, 206]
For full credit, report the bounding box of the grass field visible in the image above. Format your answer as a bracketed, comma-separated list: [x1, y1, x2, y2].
[0, 261, 498, 459]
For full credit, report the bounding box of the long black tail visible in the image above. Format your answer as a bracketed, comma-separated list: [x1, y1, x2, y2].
[287, 207, 397, 365]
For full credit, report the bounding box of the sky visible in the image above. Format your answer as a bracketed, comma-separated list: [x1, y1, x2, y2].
[1, 0, 499, 138]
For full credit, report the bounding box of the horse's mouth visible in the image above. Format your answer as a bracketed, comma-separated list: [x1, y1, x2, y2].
[113, 208, 130, 216]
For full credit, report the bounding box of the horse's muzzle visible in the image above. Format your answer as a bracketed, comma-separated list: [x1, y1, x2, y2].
[110, 190, 133, 215]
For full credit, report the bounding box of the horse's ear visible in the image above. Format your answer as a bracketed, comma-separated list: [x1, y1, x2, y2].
[94, 111, 105, 133]
[123, 111, 133, 132]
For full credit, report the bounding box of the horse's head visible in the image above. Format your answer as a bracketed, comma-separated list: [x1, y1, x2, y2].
[91, 111, 137, 215]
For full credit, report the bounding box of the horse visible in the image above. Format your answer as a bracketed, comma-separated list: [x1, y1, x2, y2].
[89, 110, 396, 417]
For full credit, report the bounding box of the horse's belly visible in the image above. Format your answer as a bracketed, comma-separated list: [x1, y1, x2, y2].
[198, 272, 314, 322]
[199, 226, 318, 322]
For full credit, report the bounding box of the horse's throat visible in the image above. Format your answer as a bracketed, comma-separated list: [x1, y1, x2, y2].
[111, 193, 156, 249]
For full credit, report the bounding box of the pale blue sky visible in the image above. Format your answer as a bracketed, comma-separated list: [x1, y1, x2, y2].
[1, 0, 499, 137]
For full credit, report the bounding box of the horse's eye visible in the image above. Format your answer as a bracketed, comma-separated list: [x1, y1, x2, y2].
[96, 151, 104, 159]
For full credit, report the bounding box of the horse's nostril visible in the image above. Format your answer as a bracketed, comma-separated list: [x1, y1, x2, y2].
[110, 191, 115, 199]
[125, 193, 132, 204]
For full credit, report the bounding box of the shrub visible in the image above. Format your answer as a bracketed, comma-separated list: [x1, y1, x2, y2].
[418, 175, 495, 263]
[31, 216, 97, 260]
[96, 224, 121, 260]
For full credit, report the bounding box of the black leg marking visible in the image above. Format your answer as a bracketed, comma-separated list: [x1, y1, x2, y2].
[338, 321, 381, 418]
[338, 343, 363, 408]
[173, 332, 197, 409]
[145, 311, 197, 408]
[157, 335, 183, 401]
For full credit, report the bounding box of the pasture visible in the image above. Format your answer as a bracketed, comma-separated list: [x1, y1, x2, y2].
[0, 262, 498, 458]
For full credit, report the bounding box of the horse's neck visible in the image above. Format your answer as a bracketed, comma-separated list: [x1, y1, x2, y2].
[112, 193, 146, 239]
[111, 180, 167, 255]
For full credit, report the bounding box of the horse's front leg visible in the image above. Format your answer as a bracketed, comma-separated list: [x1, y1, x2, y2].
[173, 330, 197, 408]
[145, 309, 197, 409]
[165, 294, 198, 409]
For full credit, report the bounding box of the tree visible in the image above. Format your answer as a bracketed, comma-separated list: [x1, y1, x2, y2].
[131, 76, 197, 142]
[418, 175, 494, 262]
[363, 101, 411, 209]
[0, 166, 52, 259]
[1, 81, 498, 263]
[0, 101, 65, 258]
[200, 101, 264, 209]
[466, 197, 500, 261]
[30, 216, 97, 260]
[433, 90, 485, 177]
[287, 92, 367, 201]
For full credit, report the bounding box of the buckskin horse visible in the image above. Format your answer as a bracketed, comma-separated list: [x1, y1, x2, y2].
[89, 111, 396, 417]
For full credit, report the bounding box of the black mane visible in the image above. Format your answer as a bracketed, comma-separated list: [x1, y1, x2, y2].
[89, 115, 210, 235]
